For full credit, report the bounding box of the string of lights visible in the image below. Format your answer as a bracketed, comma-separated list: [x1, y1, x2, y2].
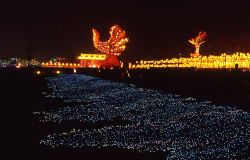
[129, 52, 250, 70]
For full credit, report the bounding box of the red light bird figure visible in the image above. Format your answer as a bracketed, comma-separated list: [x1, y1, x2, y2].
[92, 25, 129, 67]
[92, 25, 129, 56]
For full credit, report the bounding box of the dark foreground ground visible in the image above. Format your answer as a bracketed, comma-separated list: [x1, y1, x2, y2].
[0, 68, 163, 160]
[0, 67, 249, 160]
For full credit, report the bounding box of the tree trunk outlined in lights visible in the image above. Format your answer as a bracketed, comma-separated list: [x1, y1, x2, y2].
[188, 31, 206, 58]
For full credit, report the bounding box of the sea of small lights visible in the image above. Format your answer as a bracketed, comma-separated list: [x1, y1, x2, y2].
[34, 74, 250, 159]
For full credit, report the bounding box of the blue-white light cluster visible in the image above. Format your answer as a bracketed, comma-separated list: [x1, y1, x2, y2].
[35, 74, 250, 159]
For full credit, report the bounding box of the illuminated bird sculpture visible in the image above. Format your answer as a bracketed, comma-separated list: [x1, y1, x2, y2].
[92, 25, 129, 56]
[188, 31, 206, 58]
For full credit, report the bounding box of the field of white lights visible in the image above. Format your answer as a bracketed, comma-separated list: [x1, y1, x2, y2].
[34, 74, 250, 159]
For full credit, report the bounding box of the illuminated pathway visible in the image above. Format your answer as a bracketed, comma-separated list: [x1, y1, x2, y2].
[34, 74, 250, 159]
[129, 52, 250, 70]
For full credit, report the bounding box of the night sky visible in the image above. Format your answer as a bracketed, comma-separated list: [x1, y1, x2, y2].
[0, 0, 250, 61]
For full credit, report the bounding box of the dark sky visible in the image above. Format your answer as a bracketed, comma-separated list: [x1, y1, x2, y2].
[0, 0, 250, 61]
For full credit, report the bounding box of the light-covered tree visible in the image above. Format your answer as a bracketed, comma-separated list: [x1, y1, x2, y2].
[188, 31, 206, 57]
